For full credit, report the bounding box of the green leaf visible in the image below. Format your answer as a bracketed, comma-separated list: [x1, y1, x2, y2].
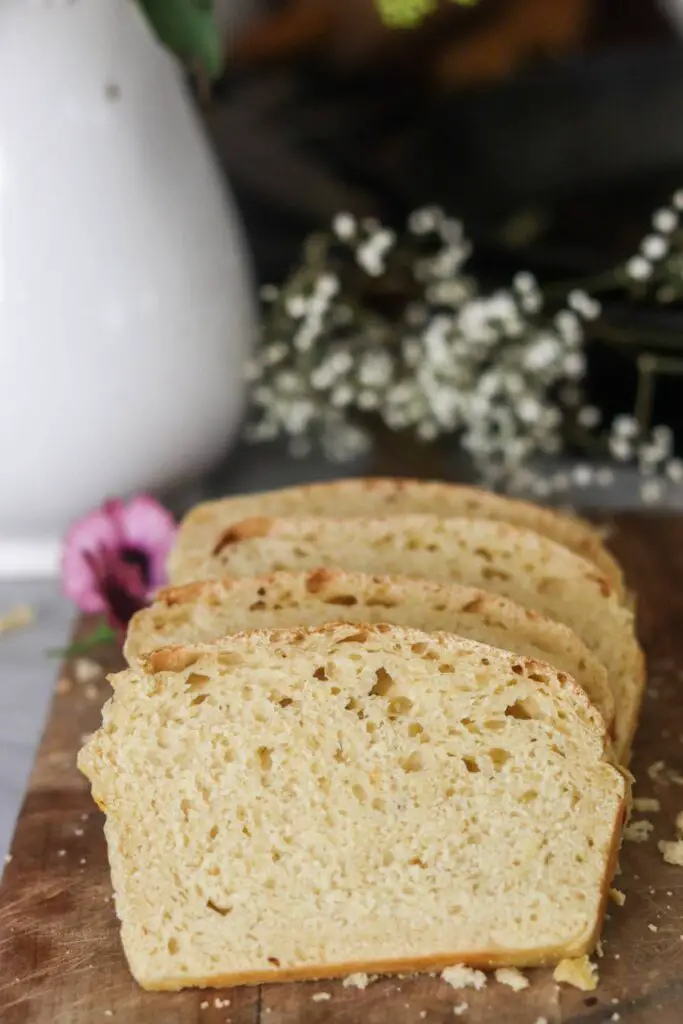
[47, 620, 118, 659]
[376, 0, 478, 28]
[138, 0, 224, 79]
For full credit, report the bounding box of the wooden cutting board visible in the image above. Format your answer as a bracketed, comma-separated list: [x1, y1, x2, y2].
[3, 513, 683, 1024]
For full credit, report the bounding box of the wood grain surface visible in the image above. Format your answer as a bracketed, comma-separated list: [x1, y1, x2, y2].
[2, 513, 683, 1023]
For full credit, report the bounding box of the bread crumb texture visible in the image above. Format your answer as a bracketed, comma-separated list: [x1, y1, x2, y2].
[453, 1003, 468, 1016]
[441, 967, 487, 991]
[494, 967, 529, 990]
[166, 513, 640, 761]
[311, 992, 331, 1001]
[553, 955, 598, 991]
[79, 625, 624, 990]
[609, 888, 626, 906]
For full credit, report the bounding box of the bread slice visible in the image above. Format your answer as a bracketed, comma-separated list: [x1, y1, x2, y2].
[79, 623, 626, 991]
[126, 570, 614, 733]
[168, 515, 642, 762]
[169, 478, 624, 597]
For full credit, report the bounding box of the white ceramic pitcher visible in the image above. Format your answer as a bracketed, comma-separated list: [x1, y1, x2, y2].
[0, 0, 256, 577]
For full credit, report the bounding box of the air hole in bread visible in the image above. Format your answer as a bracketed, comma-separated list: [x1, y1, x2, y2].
[249, 600, 266, 611]
[366, 721, 377, 734]
[373, 797, 386, 812]
[324, 595, 358, 606]
[409, 856, 426, 868]
[345, 697, 365, 719]
[217, 652, 244, 668]
[352, 783, 367, 804]
[186, 672, 210, 692]
[489, 748, 511, 769]
[484, 719, 505, 732]
[208, 825, 219, 840]
[330, 686, 341, 695]
[520, 790, 538, 804]
[191, 694, 208, 706]
[180, 799, 191, 821]
[411, 642, 428, 655]
[207, 899, 232, 916]
[426, 543, 438, 552]
[279, 697, 294, 708]
[408, 722, 424, 738]
[463, 757, 480, 773]
[474, 546, 493, 563]
[400, 752, 423, 773]
[439, 663, 454, 674]
[365, 598, 397, 608]
[505, 699, 534, 720]
[528, 671, 549, 684]
[267, 957, 281, 968]
[482, 567, 511, 581]
[167, 937, 179, 955]
[243, 825, 252, 838]
[511, 664, 524, 676]
[460, 718, 482, 735]
[370, 667, 395, 697]
[388, 696, 413, 718]
[257, 747, 272, 771]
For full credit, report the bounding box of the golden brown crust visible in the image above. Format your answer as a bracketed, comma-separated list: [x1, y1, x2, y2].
[212, 516, 274, 555]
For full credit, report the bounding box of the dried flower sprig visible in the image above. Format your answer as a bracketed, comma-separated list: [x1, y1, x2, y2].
[247, 194, 683, 504]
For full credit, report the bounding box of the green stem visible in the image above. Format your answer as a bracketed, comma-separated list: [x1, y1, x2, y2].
[47, 619, 118, 658]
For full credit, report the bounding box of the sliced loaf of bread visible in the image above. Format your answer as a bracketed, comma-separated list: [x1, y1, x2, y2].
[126, 570, 614, 732]
[79, 624, 626, 990]
[169, 478, 623, 597]
[169, 515, 642, 761]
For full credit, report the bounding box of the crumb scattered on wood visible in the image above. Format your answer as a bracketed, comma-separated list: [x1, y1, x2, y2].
[343, 973, 374, 990]
[84, 684, 99, 701]
[74, 657, 100, 684]
[648, 761, 683, 786]
[214, 997, 230, 1008]
[610, 888, 626, 906]
[553, 955, 598, 991]
[0, 604, 34, 635]
[623, 819, 655, 843]
[441, 966, 487, 991]
[311, 993, 331, 1002]
[633, 797, 661, 813]
[659, 839, 683, 866]
[452, 1004, 468, 1017]
[494, 967, 528, 991]
[4, 854, 12, 865]
[648, 923, 658, 932]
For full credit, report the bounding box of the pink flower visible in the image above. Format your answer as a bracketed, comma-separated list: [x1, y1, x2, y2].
[61, 496, 177, 631]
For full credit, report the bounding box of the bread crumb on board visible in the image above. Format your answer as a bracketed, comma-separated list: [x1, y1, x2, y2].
[214, 997, 230, 1008]
[553, 955, 598, 991]
[610, 888, 626, 906]
[633, 797, 661, 813]
[494, 967, 529, 991]
[343, 973, 375, 990]
[311, 992, 331, 1002]
[659, 839, 683, 866]
[648, 924, 658, 933]
[0, 604, 34, 635]
[74, 657, 101, 684]
[648, 761, 683, 786]
[441, 966, 487, 991]
[676, 810, 683, 832]
[452, 1004, 468, 1016]
[623, 820, 655, 843]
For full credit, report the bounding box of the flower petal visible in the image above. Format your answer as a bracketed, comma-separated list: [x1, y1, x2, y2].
[119, 495, 177, 591]
[61, 508, 122, 613]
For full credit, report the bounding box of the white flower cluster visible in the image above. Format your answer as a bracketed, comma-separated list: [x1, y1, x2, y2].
[247, 203, 683, 503]
[625, 190, 683, 303]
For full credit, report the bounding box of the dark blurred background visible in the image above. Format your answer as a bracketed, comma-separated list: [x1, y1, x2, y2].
[202, 0, 683, 444]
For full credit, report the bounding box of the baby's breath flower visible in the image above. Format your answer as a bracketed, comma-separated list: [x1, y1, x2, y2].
[333, 213, 356, 240]
[641, 234, 669, 261]
[652, 208, 678, 233]
[626, 255, 653, 281]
